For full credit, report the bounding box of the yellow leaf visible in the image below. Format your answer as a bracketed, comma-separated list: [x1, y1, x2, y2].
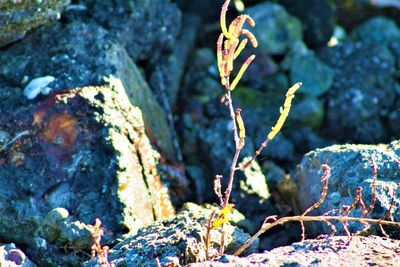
[211, 204, 234, 229]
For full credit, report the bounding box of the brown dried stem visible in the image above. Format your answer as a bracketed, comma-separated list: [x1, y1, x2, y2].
[364, 154, 377, 216]
[300, 164, 331, 240]
[205, 210, 217, 260]
[235, 156, 400, 256]
[234, 214, 400, 256]
[91, 218, 111, 267]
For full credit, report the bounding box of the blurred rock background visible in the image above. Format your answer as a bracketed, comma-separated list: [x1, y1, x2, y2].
[0, 0, 399, 266]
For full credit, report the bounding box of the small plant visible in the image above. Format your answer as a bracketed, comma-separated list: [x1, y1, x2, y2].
[90, 218, 112, 267]
[205, 0, 400, 259]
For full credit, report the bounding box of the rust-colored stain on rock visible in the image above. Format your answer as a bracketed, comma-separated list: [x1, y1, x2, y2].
[42, 113, 78, 147]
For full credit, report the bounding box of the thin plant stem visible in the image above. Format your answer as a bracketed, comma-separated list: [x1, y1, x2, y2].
[221, 87, 243, 208]
[234, 215, 400, 256]
[226, 90, 240, 147]
[224, 146, 241, 207]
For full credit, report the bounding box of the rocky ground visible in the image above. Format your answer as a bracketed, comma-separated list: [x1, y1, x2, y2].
[0, 0, 399, 266]
[188, 236, 400, 267]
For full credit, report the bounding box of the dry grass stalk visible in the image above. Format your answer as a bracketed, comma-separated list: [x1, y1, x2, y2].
[91, 218, 112, 267]
[234, 159, 400, 256]
[206, 0, 301, 259]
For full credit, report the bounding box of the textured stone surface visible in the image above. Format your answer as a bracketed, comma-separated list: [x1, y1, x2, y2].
[0, 81, 182, 264]
[188, 236, 400, 267]
[246, 2, 303, 55]
[0, 0, 70, 47]
[281, 0, 336, 48]
[292, 141, 400, 237]
[149, 16, 199, 107]
[0, 21, 177, 160]
[289, 53, 334, 97]
[290, 97, 325, 128]
[319, 41, 397, 143]
[350, 16, 400, 45]
[85, 209, 258, 267]
[81, 0, 182, 62]
[0, 243, 36, 267]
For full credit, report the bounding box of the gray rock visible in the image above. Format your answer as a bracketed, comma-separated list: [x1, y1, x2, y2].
[0, 82, 187, 265]
[257, 133, 295, 161]
[188, 236, 400, 267]
[319, 41, 397, 143]
[237, 49, 278, 89]
[246, 2, 303, 55]
[198, 119, 237, 176]
[350, 16, 400, 45]
[149, 16, 199, 107]
[85, 210, 258, 267]
[262, 161, 299, 210]
[82, 0, 182, 62]
[389, 96, 400, 136]
[0, 243, 36, 267]
[388, 36, 400, 69]
[194, 77, 224, 104]
[289, 53, 334, 97]
[238, 157, 270, 201]
[0, 0, 70, 47]
[281, 0, 336, 48]
[181, 202, 247, 229]
[39, 208, 69, 243]
[261, 72, 289, 94]
[290, 97, 325, 128]
[0, 21, 178, 160]
[288, 127, 334, 157]
[292, 141, 400, 237]
[58, 220, 96, 250]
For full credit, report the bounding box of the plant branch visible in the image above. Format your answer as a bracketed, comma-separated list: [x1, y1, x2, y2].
[234, 215, 400, 256]
[224, 145, 241, 207]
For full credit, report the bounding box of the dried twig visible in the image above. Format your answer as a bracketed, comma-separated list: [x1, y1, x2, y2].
[205, 210, 216, 261]
[91, 218, 112, 267]
[234, 213, 400, 256]
[377, 182, 400, 237]
[300, 164, 331, 240]
[214, 175, 224, 207]
[234, 158, 400, 256]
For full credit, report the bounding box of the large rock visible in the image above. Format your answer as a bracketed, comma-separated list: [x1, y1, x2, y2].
[0, 21, 177, 161]
[288, 52, 334, 97]
[246, 2, 303, 55]
[348, 17, 400, 140]
[0, 82, 184, 265]
[188, 236, 400, 267]
[290, 97, 325, 128]
[0, 0, 70, 47]
[281, 0, 336, 48]
[65, 0, 189, 108]
[292, 141, 400, 237]
[81, 0, 182, 62]
[350, 16, 400, 45]
[0, 21, 189, 266]
[85, 209, 258, 267]
[149, 16, 199, 107]
[319, 40, 397, 143]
